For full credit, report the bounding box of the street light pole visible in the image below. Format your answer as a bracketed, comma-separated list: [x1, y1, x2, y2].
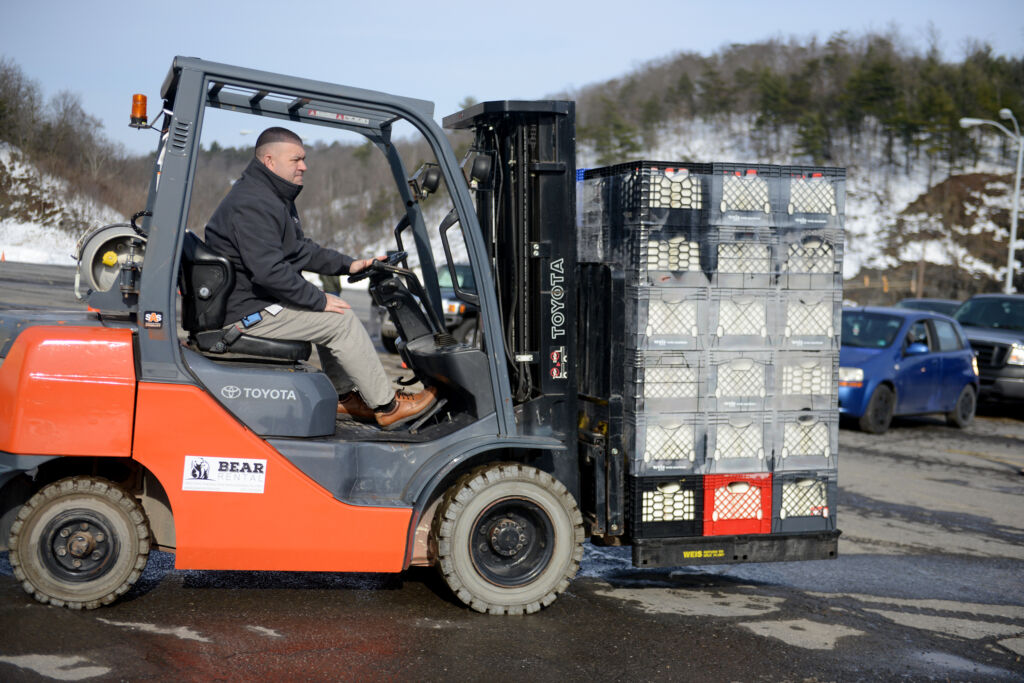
[960, 109, 1023, 294]
[1007, 111, 1023, 295]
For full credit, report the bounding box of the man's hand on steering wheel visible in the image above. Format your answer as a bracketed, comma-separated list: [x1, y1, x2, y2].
[347, 251, 408, 283]
[349, 255, 386, 274]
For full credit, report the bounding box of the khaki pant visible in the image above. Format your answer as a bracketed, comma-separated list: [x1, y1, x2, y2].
[241, 306, 393, 407]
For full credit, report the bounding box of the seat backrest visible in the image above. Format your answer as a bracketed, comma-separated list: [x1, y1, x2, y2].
[180, 231, 235, 333]
[179, 231, 311, 362]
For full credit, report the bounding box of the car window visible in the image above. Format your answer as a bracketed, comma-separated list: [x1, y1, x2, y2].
[897, 299, 959, 315]
[905, 321, 932, 350]
[437, 265, 476, 291]
[954, 298, 1024, 332]
[841, 311, 904, 348]
[933, 319, 963, 351]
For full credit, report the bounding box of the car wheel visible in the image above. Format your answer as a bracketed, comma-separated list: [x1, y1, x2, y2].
[453, 319, 479, 347]
[858, 384, 894, 434]
[945, 384, 976, 429]
[433, 463, 584, 615]
[9, 476, 150, 609]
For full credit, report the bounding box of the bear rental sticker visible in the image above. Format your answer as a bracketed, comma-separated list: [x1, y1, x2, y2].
[183, 455, 267, 494]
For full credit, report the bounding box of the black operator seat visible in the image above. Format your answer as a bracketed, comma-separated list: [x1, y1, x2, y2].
[179, 231, 311, 361]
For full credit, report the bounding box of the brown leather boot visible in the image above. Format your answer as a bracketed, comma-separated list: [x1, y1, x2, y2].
[374, 386, 438, 431]
[337, 392, 374, 421]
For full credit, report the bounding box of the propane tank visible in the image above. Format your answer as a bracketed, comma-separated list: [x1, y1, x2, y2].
[73, 223, 147, 299]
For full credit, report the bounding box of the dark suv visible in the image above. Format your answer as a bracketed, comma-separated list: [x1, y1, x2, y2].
[953, 294, 1024, 401]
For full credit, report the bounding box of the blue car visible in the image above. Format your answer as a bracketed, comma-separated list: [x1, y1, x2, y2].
[839, 307, 979, 433]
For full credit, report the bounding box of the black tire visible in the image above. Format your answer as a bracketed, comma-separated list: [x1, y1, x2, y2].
[433, 463, 584, 615]
[8, 476, 150, 609]
[858, 384, 895, 434]
[380, 332, 398, 354]
[946, 384, 977, 429]
[453, 318, 479, 347]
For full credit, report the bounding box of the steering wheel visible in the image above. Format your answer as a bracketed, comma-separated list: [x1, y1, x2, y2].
[347, 250, 408, 283]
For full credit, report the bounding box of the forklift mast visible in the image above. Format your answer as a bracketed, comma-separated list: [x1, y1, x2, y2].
[444, 102, 577, 443]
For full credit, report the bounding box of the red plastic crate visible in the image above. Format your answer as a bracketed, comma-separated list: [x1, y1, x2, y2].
[703, 473, 772, 536]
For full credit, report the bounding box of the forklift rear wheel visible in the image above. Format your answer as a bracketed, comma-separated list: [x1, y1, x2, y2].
[434, 463, 584, 615]
[9, 476, 151, 609]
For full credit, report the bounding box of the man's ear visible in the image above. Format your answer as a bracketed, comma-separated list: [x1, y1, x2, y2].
[259, 153, 274, 170]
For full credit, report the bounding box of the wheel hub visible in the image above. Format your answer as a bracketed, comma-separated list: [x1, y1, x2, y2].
[42, 511, 117, 581]
[469, 497, 555, 587]
[489, 519, 528, 557]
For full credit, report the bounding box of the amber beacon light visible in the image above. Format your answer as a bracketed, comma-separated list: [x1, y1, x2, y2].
[130, 94, 148, 128]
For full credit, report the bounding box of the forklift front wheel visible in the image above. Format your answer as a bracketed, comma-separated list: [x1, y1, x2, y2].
[434, 463, 584, 615]
[9, 476, 151, 609]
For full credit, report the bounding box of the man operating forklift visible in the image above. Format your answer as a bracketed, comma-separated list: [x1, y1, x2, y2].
[204, 126, 437, 430]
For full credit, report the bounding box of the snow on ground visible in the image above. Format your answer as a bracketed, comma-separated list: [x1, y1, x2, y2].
[0, 220, 79, 266]
[1, 142, 125, 267]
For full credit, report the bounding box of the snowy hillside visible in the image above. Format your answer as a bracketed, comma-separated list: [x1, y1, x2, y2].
[0, 143, 124, 265]
[1, 123, 1018, 295]
[578, 117, 1018, 285]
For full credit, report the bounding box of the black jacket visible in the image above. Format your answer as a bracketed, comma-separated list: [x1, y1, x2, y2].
[204, 158, 354, 322]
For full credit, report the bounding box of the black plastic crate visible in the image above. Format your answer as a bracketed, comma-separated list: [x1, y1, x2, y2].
[776, 350, 838, 411]
[709, 164, 782, 227]
[625, 285, 709, 351]
[772, 470, 837, 533]
[709, 287, 780, 349]
[777, 228, 843, 291]
[628, 474, 704, 539]
[703, 226, 777, 289]
[626, 349, 707, 413]
[584, 161, 713, 227]
[776, 167, 845, 230]
[707, 411, 773, 474]
[625, 410, 708, 475]
[708, 350, 774, 413]
[775, 411, 839, 472]
[621, 223, 713, 287]
[780, 289, 841, 350]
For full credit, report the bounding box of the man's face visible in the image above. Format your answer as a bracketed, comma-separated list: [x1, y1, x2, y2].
[261, 141, 307, 185]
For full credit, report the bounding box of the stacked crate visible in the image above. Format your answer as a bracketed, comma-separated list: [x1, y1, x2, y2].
[579, 161, 843, 540]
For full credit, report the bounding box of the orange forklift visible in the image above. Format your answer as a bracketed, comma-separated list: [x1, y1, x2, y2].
[0, 57, 840, 614]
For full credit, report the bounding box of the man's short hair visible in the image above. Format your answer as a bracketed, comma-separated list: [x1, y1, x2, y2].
[255, 127, 303, 157]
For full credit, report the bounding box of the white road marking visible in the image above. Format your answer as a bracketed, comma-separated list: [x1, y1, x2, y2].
[836, 511, 1024, 559]
[0, 654, 110, 681]
[738, 619, 864, 650]
[96, 618, 211, 642]
[997, 637, 1024, 657]
[594, 584, 784, 618]
[915, 650, 1017, 678]
[862, 610, 1024, 640]
[807, 592, 1024, 620]
[245, 625, 282, 638]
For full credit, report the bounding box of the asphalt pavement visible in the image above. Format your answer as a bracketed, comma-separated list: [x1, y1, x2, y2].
[1, 261, 1023, 681]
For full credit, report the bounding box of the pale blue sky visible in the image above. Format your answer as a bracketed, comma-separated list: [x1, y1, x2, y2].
[3, 0, 1022, 156]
